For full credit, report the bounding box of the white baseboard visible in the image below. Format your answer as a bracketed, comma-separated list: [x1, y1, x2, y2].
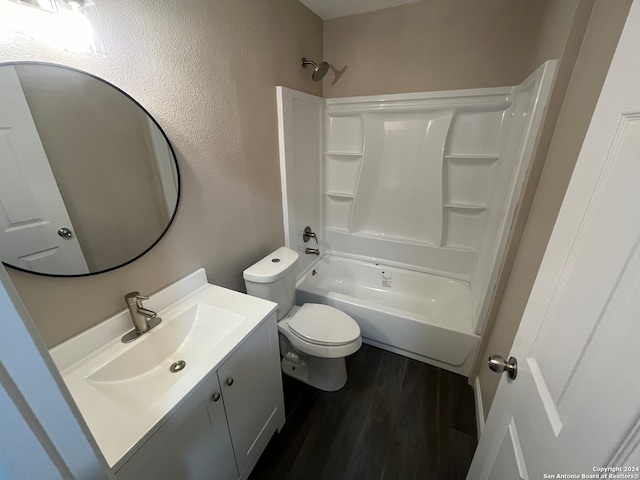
[473, 376, 485, 439]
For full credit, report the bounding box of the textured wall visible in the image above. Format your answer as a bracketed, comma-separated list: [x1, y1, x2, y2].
[475, 0, 632, 417]
[0, 0, 322, 347]
[323, 0, 562, 97]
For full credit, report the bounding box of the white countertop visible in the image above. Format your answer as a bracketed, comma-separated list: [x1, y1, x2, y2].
[49, 269, 277, 470]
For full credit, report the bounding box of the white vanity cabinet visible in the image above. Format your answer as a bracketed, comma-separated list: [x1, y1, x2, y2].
[115, 314, 284, 480]
[218, 312, 285, 478]
[115, 372, 237, 480]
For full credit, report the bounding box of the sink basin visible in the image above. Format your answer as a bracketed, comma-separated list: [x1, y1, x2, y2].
[50, 270, 278, 469]
[86, 302, 244, 408]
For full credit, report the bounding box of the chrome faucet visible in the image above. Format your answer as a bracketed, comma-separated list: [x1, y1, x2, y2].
[303, 226, 318, 244]
[122, 291, 162, 343]
[305, 248, 320, 255]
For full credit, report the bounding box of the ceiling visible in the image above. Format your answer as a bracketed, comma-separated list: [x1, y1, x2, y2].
[299, 0, 420, 20]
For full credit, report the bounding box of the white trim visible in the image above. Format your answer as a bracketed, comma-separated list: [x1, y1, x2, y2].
[276, 87, 292, 248]
[325, 85, 513, 107]
[473, 375, 485, 439]
[473, 60, 558, 335]
[276, 86, 325, 252]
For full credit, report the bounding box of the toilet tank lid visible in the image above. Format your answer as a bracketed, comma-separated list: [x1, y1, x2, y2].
[243, 247, 299, 283]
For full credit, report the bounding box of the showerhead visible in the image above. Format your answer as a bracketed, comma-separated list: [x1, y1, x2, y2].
[301, 57, 330, 82]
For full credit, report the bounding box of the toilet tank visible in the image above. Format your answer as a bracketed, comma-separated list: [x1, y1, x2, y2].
[243, 247, 299, 320]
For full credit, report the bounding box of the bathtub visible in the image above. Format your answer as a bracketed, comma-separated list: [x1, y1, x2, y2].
[295, 255, 480, 376]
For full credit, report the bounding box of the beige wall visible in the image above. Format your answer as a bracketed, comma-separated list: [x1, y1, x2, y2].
[1, 0, 322, 347]
[323, 0, 572, 97]
[17, 65, 168, 272]
[475, 0, 632, 417]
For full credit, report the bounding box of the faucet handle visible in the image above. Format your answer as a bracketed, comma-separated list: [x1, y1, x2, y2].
[135, 294, 149, 308]
[303, 226, 318, 244]
[124, 291, 149, 307]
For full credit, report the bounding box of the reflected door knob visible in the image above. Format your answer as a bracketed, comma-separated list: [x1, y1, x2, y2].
[488, 354, 518, 380]
[58, 227, 73, 239]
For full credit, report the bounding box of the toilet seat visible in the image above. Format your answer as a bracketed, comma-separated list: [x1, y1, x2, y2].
[278, 304, 362, 359]
[288, 304, 360, 346]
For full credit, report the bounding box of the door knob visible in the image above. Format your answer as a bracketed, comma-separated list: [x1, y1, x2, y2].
[211, 392, 221, 402]
[488, 354, 518, 380]
[58, 227, 73, 239]
[225, 377, 234, 386]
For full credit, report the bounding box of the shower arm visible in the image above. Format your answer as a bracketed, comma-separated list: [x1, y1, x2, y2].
[301, 58, 318, 69]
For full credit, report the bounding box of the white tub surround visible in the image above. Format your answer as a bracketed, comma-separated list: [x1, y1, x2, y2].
[276, 88, 324, 277]
[277, 62, 556, 374]
[50, 269, 283, 475]
[296, 255, 478, 376]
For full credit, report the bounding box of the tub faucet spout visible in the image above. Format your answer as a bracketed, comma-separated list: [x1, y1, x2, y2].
[305, 248, 320, 255]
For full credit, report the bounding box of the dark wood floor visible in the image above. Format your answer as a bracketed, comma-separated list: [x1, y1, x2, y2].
[249, 344, 477, 480]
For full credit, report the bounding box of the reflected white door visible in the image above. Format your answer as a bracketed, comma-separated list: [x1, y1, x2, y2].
[468, 1, 640, 478]
[0, 66, 88, 275]
[147, 117, 178, 216]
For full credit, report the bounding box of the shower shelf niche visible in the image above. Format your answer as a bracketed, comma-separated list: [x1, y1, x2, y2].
[444, 204, 487, 211]
[325, 152, 363, 198]
[326, 115, 363, 154]
[444, 154, 500, 162]
[325, 192, 355, 199]
[326, 228, 443, 248]
[325, 152, 363, 156]
[324, 195, 353, 232]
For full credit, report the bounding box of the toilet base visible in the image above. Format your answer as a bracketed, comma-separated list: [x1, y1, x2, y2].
[281, 355, 347, 392]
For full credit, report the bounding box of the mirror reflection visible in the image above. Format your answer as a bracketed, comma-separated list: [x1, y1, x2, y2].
[0, 63, 179, 276]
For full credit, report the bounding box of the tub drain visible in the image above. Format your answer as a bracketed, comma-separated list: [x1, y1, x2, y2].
[170, 360, 186, 373]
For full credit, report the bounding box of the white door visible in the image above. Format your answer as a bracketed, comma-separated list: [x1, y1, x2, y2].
[468, 1, 640, 478]
[0, 66, 88, 275]
[147, 117, 178, 217]
[0, 263, 113, 479]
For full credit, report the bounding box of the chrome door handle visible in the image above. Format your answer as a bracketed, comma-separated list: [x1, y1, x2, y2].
[488, 354, 518, 380]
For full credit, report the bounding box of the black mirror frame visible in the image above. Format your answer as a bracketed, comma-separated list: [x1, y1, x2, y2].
[0, 61, 181, 278]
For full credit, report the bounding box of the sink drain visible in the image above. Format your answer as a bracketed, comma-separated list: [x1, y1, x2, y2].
[170, 360, 186, 373]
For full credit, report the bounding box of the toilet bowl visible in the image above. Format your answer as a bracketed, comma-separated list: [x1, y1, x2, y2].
[243, 247, 362, 391]
[278, 304, 361, 391]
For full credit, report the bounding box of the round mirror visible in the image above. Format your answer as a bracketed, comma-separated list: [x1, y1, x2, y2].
[0, 62, 180, 277]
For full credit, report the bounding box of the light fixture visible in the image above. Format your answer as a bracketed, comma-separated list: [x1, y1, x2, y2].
[0, 0, 98, 53]
[65, 0, 93, 9]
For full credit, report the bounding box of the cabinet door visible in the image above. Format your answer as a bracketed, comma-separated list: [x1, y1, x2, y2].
[218, 315, 285, 479]
[115, 373, 238, 480]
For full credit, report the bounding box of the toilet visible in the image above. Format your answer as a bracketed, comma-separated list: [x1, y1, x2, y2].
[243, 247, 362, 391]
